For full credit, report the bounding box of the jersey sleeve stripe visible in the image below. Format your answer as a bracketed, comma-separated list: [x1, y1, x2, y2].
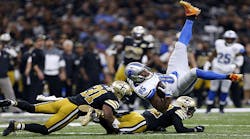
[105, 100, 119, 110]
[146, 88, 156, 99]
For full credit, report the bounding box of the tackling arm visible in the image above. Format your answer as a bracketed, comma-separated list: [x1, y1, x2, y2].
[150, 93, 171, 113]
[172, 114, 204, 133]
[100, 104, 120, 134]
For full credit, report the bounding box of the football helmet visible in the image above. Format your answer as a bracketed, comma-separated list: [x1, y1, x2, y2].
[175, 96, 196, 118]
[223, 30, 237, 45]
[0, 33, 11, 42]
[131, 26, 146, 40]
[112, 35, 124, 43]
[125, 62, 153, 83]
[111, 81, 132, 100]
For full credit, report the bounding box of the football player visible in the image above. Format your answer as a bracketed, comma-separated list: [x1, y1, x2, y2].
[106, 35, 125, 76]
[86, 96, 204, 133]
[0, 81, 132, 136]
[114, 26, 150, 81]
[124, 1, 243, 113]
[204, 30, 245, 113]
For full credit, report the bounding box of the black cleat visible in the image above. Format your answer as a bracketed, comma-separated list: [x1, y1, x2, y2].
[2, 120, 16, 136]
[219, 105, 225, 114]
[206, 105, 213, 113]
[0, 99, 11, 107]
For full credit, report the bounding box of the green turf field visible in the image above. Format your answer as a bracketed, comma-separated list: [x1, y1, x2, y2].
[1, 112, 250, 139]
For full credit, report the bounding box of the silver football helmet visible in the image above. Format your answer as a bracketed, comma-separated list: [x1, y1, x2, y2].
[175, 96, 196, 118]
[125, 62, 153, 83]
[223, 30, 237, 45]
[111, 81, 132, 100]
[112, 35, 124, 43]
[131, 26, 146, 40]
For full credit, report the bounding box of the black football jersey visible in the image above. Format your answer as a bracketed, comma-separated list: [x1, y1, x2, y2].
[142, 107, 195, 132]
[123, 36, 150, 65]
[68, 84, 119, 110]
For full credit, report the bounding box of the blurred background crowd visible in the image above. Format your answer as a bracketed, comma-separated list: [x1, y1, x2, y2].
[0, 0, 250, 112]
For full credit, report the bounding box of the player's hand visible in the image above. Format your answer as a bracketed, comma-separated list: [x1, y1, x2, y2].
[203, 61, 211, 71]
[157, 81, 172, 97]
[194, 126, 205, 132]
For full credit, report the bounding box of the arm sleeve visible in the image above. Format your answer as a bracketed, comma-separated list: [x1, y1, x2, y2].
[59, 55, 66, 68]
[104, 99, 120, 111]
[31, 52, 38, 66]
[172, 114, 195, 133]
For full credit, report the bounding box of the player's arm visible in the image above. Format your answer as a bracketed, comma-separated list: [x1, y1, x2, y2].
[150, 92, 172, 113]
[100, 104, 120, 134]
[203, 50, 216, 70]
[172, 114, 204, 133]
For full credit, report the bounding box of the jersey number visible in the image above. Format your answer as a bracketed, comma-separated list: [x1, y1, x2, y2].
[217, 53, 231, 64]
[81, 85, 107, 104]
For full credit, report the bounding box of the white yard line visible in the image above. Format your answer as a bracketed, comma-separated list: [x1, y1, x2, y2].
[1, 131, 249, 137]
[1, 123, 250, 128]
[1, 108, 250, 117]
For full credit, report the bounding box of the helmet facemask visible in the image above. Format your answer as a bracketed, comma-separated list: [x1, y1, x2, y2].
[223, 30, 238, 46]
[174, 96, 197, 119]
[111, 81, 132, 100]
[131, 26, 146, 41]
[125, 62, 153, 83]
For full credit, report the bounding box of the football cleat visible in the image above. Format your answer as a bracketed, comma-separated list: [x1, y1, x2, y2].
[0, 99, 12, 107]
[179, 1, 201, 16]
[229, 74, 243, 82]
[2, 120, 16, 136]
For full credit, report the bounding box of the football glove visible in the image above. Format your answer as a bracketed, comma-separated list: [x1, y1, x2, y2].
[157, 81, 173, 98]
[194, 125, 205, 132]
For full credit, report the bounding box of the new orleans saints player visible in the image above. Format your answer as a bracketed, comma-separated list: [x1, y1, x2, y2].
[142, 96, 204, 133]
[114, 26, 151, 81]
[89, 96, 204, 133]
[0, 81, 132, 136]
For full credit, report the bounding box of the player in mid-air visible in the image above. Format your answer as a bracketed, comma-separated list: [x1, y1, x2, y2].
[125, 1, 243, 113]
[0, 81, 132, 136]
[204, 30, 245, 113]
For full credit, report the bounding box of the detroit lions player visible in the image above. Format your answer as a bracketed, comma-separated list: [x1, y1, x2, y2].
[125, 1, 243, 113]
[204, 30, 245, 113]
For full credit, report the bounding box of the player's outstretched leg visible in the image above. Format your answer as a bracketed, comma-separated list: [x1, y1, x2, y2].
[167, 1, 200, 75]
[178, 68, 243, 96]
[0, 99, 35, 113]
[178, 1, 200, 46]
[3, 121, 49, 136]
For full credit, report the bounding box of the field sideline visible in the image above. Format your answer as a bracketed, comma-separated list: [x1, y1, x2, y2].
[1, 109, 250, 139]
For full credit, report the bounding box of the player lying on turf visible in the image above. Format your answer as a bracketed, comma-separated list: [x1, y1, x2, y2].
[0, 81, 132, 136]
[82, 96, 204, 133]
[124, 1, 243, 113]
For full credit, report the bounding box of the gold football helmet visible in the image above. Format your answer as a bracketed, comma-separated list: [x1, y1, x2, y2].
[111, 81, 132, 100]
[175, 96, 196, 118]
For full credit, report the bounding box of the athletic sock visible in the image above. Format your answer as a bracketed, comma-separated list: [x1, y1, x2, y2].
[196, 69, 227, 80]
[16, 100, 35, 113]
[219, 92, 228, 105]
[178, 19, 194, 46]
[207, 90, 216, 104]
[16, 122, 25, 130]
[24, 123, 49, 135]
